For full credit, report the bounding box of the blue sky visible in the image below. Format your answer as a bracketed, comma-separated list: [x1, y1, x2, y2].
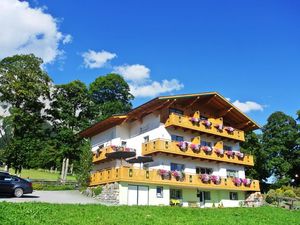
[1, 0, 300, 126]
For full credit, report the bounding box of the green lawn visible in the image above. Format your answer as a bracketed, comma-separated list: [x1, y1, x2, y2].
[1, 167, 76, 181]
[0, 204, 299, 225]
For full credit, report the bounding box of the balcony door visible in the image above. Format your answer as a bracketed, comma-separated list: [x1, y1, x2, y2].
[127, 185, 149, 206]
[197, 190, 211, 206]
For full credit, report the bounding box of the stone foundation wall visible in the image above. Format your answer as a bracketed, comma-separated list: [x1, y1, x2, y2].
[95, 182, 120, 205]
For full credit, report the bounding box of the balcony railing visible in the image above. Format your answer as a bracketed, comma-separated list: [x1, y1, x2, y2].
[92, 146, 135, 163]
[165, 113, 245, 141]
[142, 139, 254, 166]
[90, 167, 260, 192]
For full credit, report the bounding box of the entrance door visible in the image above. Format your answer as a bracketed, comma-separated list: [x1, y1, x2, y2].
[127, 185, 149, 205]
[128, 185, 138, 205]
[197, 190, 211, 207]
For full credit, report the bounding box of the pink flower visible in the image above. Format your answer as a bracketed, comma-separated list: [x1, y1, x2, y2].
[200, 174, 210, 182]
[214, 124, 223, 131]
[225, 127, 235, 133]
[232, 177, 242, 186]
[177, 141, 188, 151]
[190, 144, 200, 152]
[203, 120, 212, 127]
[225, 151, 234, 157]
[190, 117, 200, 123]
[236, 152, 244, 159]
[210, 175, 221, 184]
[242, 178, 251, 186]
[214, 148, 224, 155]
[201, 146, 212, 152]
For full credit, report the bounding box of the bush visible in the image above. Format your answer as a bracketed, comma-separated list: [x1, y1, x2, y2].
[283, 190, 296, 198]
[93, 186, 102, 196]
[32, 183, 75, 191]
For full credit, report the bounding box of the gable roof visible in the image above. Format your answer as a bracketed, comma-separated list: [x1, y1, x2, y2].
[80, 92, 260, 138]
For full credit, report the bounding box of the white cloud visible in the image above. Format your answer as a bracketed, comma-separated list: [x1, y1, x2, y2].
[0, 0, 71, 64]
[113, 64, 150, 83]
[82, 50, 116, 69]
[62, 34, 72, 44]
[232, 100, 264, 113]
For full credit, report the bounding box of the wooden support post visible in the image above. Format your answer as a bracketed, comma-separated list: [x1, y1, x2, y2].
[61, 158, 66, 182]
[64, 158, 69, 182]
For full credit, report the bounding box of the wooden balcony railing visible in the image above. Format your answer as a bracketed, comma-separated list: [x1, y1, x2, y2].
[92, 146, 135, 163]
[142, 139, 254, 166]
[165, 113, 245, 141]
[90, 167, 260, 192]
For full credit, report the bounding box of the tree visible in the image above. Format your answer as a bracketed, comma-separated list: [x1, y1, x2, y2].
[241, 132, 270, 192]
[262, 111, 298, 186]
[0, 54, 51, 173]
[47, 80, 91, 168]
[89, 73, 134, 122]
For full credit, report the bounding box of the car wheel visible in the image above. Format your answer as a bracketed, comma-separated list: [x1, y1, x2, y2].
[14, 188, 23, 198]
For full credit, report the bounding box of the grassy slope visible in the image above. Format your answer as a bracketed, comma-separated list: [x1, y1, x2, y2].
[1, 167, 76, 181]
[0, 204, 299, 225]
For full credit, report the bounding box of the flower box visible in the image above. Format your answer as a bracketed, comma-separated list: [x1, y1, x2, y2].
[190, 143, 200, 153]
[232, 177, 242, 186]
[214, 124, 223, 131]
[200, 174, 210, 183]
[158, 169, 171, 180]
[189, 117, 200, 124]
[242, 178, 252, 186]
[236, 152, 244, 159]
[214, 148, 224, 155]
[177, 141, 188, 151]
[203, 120, 212, 128]
[171, 170, 185, 181]
[225, 126, 235, 133]
[225, 151, 234, 157]
[210, 175, 221, 184]
[201, 146, 212, 153]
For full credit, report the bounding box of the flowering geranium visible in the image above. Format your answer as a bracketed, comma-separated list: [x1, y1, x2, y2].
[200, 174, 210, 183]
[225, 151, 234, 157]
[201, 146, 212, 153]
[203, 120, 212, 127]
[171, 170, 185, 181]
[214, 124, 223, 131]
[210, 175, 221, 184]
[242, 178, 251, 186]
[189, 117, 200, 124]
[190, 143, 200, 153]
[236, 152, 244, 159]
[232, 177, 242, 186]
[214, 148, 224, 155]
[177, 141, 188, 151]
[158, 169, 171, 180]
[225, 127, 235, 133]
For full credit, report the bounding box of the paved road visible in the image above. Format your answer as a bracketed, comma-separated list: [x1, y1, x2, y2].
[0, 190, 102, 204]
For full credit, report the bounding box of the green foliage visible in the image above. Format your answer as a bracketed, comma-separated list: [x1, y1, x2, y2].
[265, 186, 298, 204]
[75, 141, 93, 187]
[0, 204, 299, 225]
[262, 111, 299, 186]
[89, 73, 134, 121]
[93, 186, 102, 195]
[0, 54, 51, 173]
[241, 132, 270, 190]
[32, 183, 75, 191]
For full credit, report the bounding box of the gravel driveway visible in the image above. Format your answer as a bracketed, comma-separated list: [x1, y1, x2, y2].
[0, 190, 101, 204]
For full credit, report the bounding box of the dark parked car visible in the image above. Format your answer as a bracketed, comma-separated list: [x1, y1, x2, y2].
[0, 172, 33, 197]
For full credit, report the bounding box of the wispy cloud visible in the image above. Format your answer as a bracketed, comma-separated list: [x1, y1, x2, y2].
[82, 50, 116, 69]
[232, 100, 264, 113]
[113, 64, 184, 98]
[0, 0, 71, 64]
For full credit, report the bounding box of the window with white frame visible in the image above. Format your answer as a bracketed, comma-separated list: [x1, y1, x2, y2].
[226, 169, 238, 177]
[229, 192, 238, 200]
[156, 186, 163, 198]
[196, 167, 213, 175]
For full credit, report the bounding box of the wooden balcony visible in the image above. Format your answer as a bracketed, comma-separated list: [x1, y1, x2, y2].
[92, 146, 114, 163]
[165, 113, 245, 141]
[90, 167, 260, 192]
[92, 146, 136, 163]
[142, 139, 254, 166]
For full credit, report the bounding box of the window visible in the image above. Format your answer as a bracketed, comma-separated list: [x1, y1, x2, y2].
[201, 141, 212, 147]
[169, 108, 183, 115]
[143, 136, 149, 143]
[156, 186, 163, 198]
[200, 116, 208, 120]
[204, 191, 211, 200]
[197, 190, 211, 201]
[224, 145, 232, 151]
[196, 167, 213, 175]
[0, 175, 11, 181]
[230, 192, 238, 200]
[171, 163, 185, 171]
[121, 141, 127, 146]
[227, 169, 238, 177]
[170, 189, 182, 199]
[171, 135, 184, 142]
